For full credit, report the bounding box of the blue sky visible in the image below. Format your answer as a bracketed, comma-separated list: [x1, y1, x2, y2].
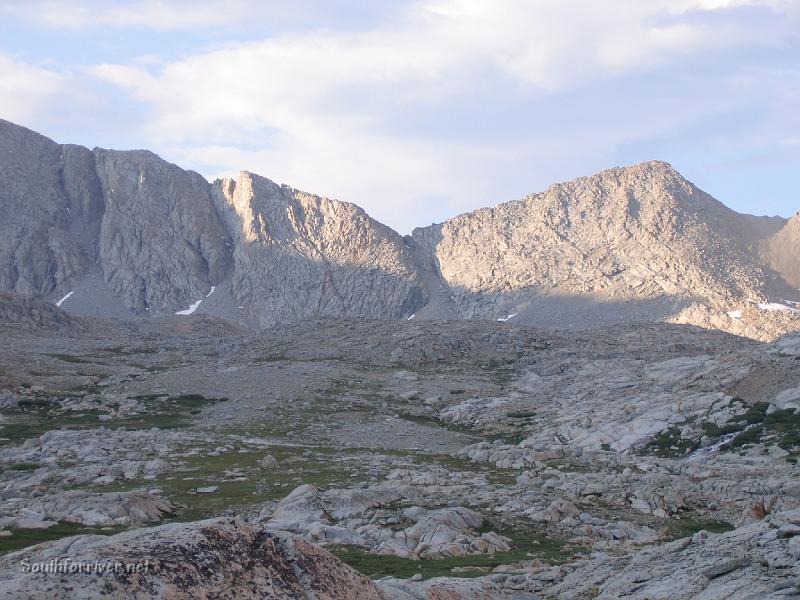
[1, 0, 797, 233]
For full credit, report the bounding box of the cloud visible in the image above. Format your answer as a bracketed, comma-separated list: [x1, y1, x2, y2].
[3, 0, 796, 230]
[2, 0, 404, 32]
[0, 53, 68, 124]
[4, 1, 283, 31]
[82, 0, 795, 230]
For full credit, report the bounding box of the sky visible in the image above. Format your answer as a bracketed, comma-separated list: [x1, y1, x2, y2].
[0, 0, 798, 234]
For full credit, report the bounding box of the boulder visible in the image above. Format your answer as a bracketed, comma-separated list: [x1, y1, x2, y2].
[0, 517, 389, 599]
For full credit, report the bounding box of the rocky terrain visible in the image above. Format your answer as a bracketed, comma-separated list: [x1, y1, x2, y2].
[2, 119, 799, 338]
[0, 517, 389, 599]
[1, 119, 799, 597]
[0, 292, 798, 598]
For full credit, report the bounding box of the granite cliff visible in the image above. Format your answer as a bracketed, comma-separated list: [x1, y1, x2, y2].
[1, 119, 798, 338]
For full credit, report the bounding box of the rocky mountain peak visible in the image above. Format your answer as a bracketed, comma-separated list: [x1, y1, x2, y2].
[0, 120, 797, 338]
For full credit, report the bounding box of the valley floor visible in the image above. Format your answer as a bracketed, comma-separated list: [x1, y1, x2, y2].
[0, 316, 799, 598]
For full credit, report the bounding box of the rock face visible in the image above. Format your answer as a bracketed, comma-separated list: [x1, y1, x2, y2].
[211, 172, 424, 326]
[547, 509, 800, 600]
[0, 123, 95, 299]
[0, 292, 77, 332]
[411, 161, 796, 331]
[760, 212, 800, 290]
[0, 517, 389, 600]
[262, 484, 512, 560]
[1, 119, 798, 337]
[0, 119, 230, 316]
[93, 149, 231, 313]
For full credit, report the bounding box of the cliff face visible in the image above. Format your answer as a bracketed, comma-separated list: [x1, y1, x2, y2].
[93, 148, 231, 313]
[0, 119, 230, 315]
[0, 122, 94, 298]
[760, 212, 800, 291]
[0, 119, 798, 338]
[211, 172, 424, 326]
[411, 161, 793, 320]
[0, 119, 423, 324]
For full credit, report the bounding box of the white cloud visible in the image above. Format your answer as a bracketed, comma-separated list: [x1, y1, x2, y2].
[82, 0, 796, 231]
[3, 0, 796, 230]
[4, 1, 294, 31]
[2, 0, 405, 32]
[0, 53, 68, 124]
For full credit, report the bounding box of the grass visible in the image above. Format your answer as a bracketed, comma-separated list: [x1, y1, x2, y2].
[639, 399, 798, 458]
[0, 413, 103, 447]
[719, 405, 800, 451]
[0, 394, 228, 447]
[101, 346, 158, 356]
[663, 518, 734, 540]
[104, 444, 367, 523]
[395, 412, 478, 437]
[42, 353, 95, 365]
[506, 411, 536, 419]
[640, 426, 700, 458]
[484, 359, 517, 387]
[5, 462, 40, 472]
[331, 525, 584, 579]
[0, 523, 124, 554]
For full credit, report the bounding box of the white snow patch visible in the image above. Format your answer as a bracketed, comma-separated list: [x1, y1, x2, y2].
[175, 287, 215, 315]
[727, 310, 742, 319]
[497, 313, 518, 322]
[407, 314, 415, 320]
[55, 291, 74, 307]
[757, 302, 798, 313]
[175, 299, 203, 315]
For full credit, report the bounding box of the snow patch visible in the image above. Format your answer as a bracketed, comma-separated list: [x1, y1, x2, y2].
[175, 287, 215, 315]
[757, 302, 798, 313]
[726, 310, 742, 319]
[497, 313, 518, 322]
[55, 291, 74, 307]
[175, 299, 203, 316]
[407, 314, 415, 320]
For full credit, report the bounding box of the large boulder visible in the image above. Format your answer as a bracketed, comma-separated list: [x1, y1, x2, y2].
[0, 517, 389, 599]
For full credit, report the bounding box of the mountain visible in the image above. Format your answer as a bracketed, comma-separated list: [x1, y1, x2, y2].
[760, 212, 800, 290]
[0, 118, 797, 338]
[0, 119, 230, 318]
[211, 171, 424, 326]
[411, 161, 799, 333]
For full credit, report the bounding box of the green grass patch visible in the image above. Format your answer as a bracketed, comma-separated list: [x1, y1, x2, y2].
[506, 411, 536, 419]
[0, 394, 228, 447]
[107, 445, 365, 523]
[0, 523, 124, 555]
[639, 426, 699, 458]
[663, 518, 734, 540]
[331, 526, 583, 579]
[43, 353, 94, 364]
[5, 462, 40, 472]
[765, 409, 800, 450]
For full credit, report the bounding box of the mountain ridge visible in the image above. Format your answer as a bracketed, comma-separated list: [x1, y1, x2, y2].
[1, 118, 798, 339]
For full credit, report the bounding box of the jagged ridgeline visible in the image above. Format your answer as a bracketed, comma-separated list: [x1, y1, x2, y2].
[1, 119, 798, 338]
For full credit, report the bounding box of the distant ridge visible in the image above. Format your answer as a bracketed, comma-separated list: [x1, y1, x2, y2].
[0, 118, 798, 339]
